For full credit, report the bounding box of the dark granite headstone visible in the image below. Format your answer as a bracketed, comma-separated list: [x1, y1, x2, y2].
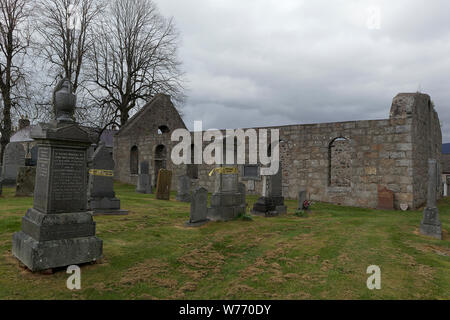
[12, 79, 103, 272]
[15, 167, 36, 197]
[420, 159, 442, 240]
[186, 187, 209, 227]
[377, 186, 394, 210]
[136, 161, 152, 194]
[1, 142, 25, 186]
[176, 175, 191, 202]
[88, 144, 127, 215]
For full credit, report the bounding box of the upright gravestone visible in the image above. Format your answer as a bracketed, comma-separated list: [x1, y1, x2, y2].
[176, 175, 191, 202]
[12, 78, 103, 272]
[1, 143, 25, 186]
[156, 169, 172, 200]
[136, 161, 152, 194]
[298, 190, 307, 210]
[420, 159, 443, 240]
[377, 186, 394, 210]
[207, 165, 245, 221]
[186, 187, 209, 227]
[15, 167, 36, 197]
[88, 143, 127, 215]
[238, 182, 246, 210]
[252, 164, 286, 216]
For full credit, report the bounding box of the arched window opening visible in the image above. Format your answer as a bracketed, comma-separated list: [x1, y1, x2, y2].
[157, 125, 170, 135]
[329, 137, 351, 187]
[130, 146, 139, 175]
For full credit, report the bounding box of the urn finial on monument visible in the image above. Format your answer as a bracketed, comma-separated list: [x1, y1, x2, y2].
[53, 78, 76, 123]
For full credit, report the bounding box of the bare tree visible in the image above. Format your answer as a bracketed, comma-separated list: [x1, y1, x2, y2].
[86, 0, 184, 129]
[0, 0, 32, 162]
[36, 0, 104, 92]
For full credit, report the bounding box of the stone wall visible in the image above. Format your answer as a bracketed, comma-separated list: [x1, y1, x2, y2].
[113, 93, 442, 210]
[113, 94, 187, 188]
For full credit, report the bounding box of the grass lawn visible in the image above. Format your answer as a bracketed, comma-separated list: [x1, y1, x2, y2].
[0, 182, 449, 300]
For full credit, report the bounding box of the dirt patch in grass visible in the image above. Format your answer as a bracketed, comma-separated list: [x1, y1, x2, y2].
[405, 240, 450, 257]
[119, 259, 170, 286]
[178, 243, 224, 273]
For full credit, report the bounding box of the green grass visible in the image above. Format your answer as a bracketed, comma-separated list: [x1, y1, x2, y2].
[0, 182, 449, 300]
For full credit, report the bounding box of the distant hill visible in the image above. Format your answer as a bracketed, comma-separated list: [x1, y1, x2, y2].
[443, 143, 450, 154]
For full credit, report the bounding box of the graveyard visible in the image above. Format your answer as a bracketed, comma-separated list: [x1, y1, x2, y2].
[0, 183, 448, 299]
[0, 0, 449, 305]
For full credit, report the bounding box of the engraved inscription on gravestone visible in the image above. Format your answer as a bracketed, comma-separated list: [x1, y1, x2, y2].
[51, 149, 86, 213]
[33, 147, 51, 212]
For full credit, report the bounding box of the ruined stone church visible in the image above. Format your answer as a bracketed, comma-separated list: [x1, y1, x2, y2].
[113, 92, 442, 210]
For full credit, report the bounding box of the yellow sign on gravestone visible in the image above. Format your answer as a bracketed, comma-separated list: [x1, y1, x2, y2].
[89, 169, 114, 177]
[208, 167, 238, 177]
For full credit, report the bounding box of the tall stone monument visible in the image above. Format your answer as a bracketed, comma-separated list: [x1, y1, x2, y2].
[88, 143, 128, 215]
[420, 159, 443, 240]
[12, 79, 103, 272]
[207, 165, 245, 221]
[136, 161, 152, 194]
[1, 142, 25, 186]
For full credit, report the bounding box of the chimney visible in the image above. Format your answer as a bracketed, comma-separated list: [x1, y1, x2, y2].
[18, 116, 30, 130]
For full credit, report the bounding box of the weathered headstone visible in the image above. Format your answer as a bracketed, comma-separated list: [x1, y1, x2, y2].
[12, 78, 103, 272]
[15, 167, 36, 197]
[420, 159, 442, 240]
[247, 180, 255, 191]
[377, 186, 394, 210]
[186, 187, 209, 227]
[176, 175, 191, 202]
[136, 161, 152, 194]
[207, 165, 245, 221]
[298, 190, 307, 210]
[1, 142, 25, 186]
[88, 143, 127, 215]
[252, 164, 286, 216]
[156, 169, 172, 200]
[238, 182, 246, 209]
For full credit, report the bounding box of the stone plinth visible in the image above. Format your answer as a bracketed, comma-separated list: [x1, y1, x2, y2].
[12, 122, 103, 271]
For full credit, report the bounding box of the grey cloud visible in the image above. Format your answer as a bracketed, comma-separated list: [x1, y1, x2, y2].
[157, 0, 450, 141]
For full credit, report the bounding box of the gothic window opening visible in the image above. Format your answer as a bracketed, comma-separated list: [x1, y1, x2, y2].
[329, 137, 351, 187]
[130, 146, 139, 175]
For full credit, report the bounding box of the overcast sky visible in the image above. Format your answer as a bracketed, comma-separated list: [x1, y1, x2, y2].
[156, 0, 450, 142]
